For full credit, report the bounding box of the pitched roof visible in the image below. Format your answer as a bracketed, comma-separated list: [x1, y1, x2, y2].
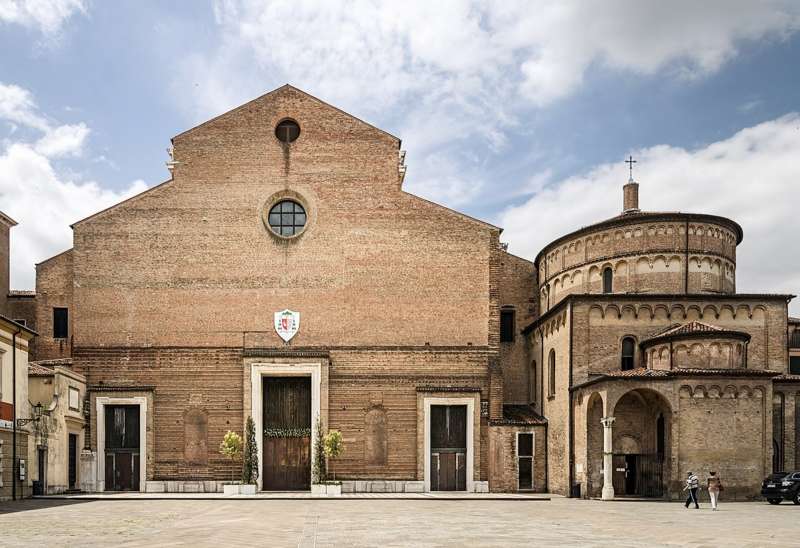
[0, 314, 37, 337]
[650, 321, 723, 337]
[491, 404, 547, 426]
[28, 362, 54, 376]
[577, 367, 779, 389]
[0, 211, 17, 227]
[641, 321, 750, 345]
[29, 358, 73, 368]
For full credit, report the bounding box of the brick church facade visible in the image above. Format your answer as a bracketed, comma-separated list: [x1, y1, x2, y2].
[4, 85, 798, 498]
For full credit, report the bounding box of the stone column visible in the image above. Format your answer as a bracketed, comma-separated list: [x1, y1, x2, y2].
[601, 416, 615, 500]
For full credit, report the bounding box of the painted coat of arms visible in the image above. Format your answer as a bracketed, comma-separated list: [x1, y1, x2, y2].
[274, 309, 300, 342]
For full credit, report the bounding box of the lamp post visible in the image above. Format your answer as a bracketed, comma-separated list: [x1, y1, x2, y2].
[16, 402, 43, 428]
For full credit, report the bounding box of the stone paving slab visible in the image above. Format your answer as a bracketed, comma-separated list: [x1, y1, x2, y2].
[1, 497, 798, 547]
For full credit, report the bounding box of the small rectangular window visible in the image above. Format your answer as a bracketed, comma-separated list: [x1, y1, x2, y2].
[53, 307, 68, 339]
[790, 356, 800, 375]
[500, 309, 515, 342]
[518, 433, 534, 490]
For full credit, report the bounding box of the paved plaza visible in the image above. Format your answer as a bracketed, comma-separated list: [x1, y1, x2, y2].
[1, 496, 798, 547]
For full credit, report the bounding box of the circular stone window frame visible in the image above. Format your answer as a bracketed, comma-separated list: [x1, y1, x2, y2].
[261, 190, 311, 242]
[274, 117, 301, 144]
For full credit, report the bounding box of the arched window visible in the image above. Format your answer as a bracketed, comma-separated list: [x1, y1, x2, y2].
[548, 350, 556, 397]
[602, 267, 613, 293]
[621, 337, 636, 371]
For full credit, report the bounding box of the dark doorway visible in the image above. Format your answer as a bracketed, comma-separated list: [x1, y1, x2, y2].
[624, 454, 637, 494]
[68, 433, 78, 490]
[34, 447, 47, 495]
[430, 405, 467, 491]
[104, 405, 140, 491]
[517, 433, 534, 490]
[262, 377, 312, 490]
[613, 454, 664, 497]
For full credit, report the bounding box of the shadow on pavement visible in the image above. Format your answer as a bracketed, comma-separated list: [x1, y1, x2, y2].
[0, 498, 93, 515]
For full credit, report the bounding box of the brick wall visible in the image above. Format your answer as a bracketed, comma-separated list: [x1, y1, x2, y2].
[537, 217, 739, 313]
[33, 250, 73, 362]
[71, 86, 497, 350]
[487, 425, 546, 492]
[573, 297, 788, 383]
[498, 252, 536, 404]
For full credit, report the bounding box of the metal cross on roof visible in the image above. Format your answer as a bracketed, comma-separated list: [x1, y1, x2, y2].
[625, 155, 637, 181]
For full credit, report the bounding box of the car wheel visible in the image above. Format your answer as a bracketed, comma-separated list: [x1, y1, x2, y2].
[793, 492, 800, 505]
[768, 498, 782, 505]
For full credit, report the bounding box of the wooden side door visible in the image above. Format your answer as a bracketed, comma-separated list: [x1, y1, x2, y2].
[68, 433, 78, 489]
[430, 405, 467, 491]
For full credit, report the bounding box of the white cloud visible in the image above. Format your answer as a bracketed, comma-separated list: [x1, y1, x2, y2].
[200, 0, 800, 111]
[177, 0, 800, 208]
[0, 82, 146, 289]
[0, 82, 49, 131]
[0, 0, 86, 35]
[34, 122, 89, 157]
[499, 114, 800, 313]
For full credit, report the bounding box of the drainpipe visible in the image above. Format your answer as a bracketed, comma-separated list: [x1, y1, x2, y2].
[11, 327, 19, 500]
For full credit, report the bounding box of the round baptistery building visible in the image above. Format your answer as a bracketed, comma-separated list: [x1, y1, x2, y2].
[535, 181, 743, 313]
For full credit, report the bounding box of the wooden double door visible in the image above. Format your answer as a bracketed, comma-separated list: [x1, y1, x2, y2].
[104, 405, 140, 491]
[262, 377, 312, 491]
[430, 405, 467, 491]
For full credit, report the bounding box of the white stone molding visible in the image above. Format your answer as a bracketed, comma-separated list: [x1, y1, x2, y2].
[422, 396, 475, 493]
[96, 396, 148, 493]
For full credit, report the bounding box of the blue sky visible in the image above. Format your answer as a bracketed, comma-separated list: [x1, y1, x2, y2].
[1, 0, 799, 313]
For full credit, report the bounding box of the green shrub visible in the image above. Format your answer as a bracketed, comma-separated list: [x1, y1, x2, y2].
[241, 416, 259, 485]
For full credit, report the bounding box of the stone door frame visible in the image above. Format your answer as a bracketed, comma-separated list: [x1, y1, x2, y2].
[250, 362, 321, 492]
[423, 396, 475, 493]
[96, 396, 147, 493]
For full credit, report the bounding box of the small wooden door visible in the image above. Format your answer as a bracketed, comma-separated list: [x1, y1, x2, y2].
[105, 405, 140, 491]
[430, 405, 467, 491]
[262, 377, 312, 491]
[68, 433, 78, 489]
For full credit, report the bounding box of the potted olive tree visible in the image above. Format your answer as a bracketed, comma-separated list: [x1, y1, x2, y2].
[219, 430, 243, 495]
[323, 429, 345, 496]
[240, 416, 259, 495]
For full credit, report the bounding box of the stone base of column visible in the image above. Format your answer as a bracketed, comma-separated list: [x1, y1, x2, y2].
[601, 485, 615, 500]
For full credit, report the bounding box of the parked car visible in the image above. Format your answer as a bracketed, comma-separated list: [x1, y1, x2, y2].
[761, 471, 800, 504]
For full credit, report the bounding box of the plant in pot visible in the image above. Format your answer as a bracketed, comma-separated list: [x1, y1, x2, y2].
[240, 416, 259, 495]
[311, 415, 329, 495]
[322, 429, 345, 496]
[219, 430, 243, 495]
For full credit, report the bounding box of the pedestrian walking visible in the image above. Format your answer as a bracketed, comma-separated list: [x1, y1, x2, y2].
[683, 471, 700, 508]
[707, 471, 723, 510]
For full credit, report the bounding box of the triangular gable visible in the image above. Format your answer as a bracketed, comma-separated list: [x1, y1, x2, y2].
[172, 84, 401, 145]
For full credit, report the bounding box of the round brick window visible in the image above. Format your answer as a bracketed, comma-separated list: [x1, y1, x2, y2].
[267, 200, 306, 237]
[275, 119, 300, 143]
